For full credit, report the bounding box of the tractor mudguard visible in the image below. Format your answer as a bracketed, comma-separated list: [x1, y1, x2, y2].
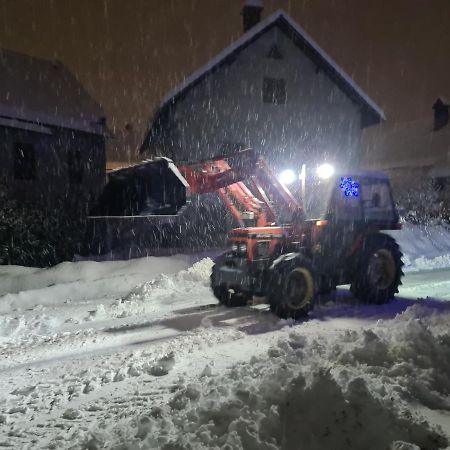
[269, 252, 303, 270]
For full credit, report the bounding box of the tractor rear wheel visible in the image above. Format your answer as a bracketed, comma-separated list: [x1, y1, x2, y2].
[350, 234, 403, 304]
[267, 255, 316, 319]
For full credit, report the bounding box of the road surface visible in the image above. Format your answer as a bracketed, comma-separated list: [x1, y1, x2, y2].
[0, 258, 449, 449]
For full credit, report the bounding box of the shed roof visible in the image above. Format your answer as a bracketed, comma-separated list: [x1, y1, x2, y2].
[0, 48, 106, 135]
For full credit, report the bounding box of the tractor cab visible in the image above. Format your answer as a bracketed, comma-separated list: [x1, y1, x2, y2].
[304, 171, 400, 229]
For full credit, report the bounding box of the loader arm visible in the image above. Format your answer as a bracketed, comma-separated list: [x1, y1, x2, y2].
[178, 149, 304, 227]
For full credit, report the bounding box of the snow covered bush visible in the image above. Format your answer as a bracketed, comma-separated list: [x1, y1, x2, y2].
[395, 179, 445, 224]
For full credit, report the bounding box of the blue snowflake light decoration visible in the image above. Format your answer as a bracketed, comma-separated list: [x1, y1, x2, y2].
[339, 177, 360, 197]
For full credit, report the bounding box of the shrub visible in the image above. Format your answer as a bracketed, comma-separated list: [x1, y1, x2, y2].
[0, 191, 86, 267]
[395, 179, 445, 224]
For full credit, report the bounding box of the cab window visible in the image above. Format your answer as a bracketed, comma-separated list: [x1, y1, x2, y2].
[331, 187, 362, 222]
[361, 179, 395, 222]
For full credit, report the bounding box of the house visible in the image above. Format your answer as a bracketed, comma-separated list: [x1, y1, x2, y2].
[140, 2, 384, 176]
[364, 98, 450, 215]
[0, 48, 107, 211]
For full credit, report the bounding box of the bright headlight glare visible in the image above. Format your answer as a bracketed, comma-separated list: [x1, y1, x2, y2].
[316, 163, 335, 179]
[278, 169, 296, 185]
[239, 243, 247, 253]
[231, 243, 238, 252]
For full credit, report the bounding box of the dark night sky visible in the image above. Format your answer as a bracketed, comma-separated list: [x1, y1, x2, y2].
[0, 0, 449, 161]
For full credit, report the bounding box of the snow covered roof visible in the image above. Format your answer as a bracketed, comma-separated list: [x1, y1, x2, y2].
[0, 49, 106, 135]
[0, 116, 52, 135]
[150, 10, 384, 135]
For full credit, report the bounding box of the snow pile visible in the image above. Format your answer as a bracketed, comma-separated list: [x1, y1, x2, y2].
[79, 304, 450, 450]
[0, 312, 58, 342]
[115, 258, 214, 318]
[125, 258, 214, 299]
[0, 258, 216, 359]
[0, 255, 191, 311]
[388, 222, 450, 272]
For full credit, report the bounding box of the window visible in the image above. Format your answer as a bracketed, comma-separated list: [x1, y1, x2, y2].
[14, 143, 36, 180]
[333, 190, 362, 222]
[266, 45, 283, 60]
[433, 98, 449, 131]
[262, 78, 286, 104]
[361, 179, 395, 222]
[68, 149, 83, 184]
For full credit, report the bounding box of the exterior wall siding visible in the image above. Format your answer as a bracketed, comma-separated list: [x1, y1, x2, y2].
[0, 125, 105, 211]
[152, 27, 362, 173]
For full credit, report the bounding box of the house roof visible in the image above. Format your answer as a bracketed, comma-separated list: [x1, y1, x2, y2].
[141, 10, 384, 152]
[0, 48, 106, 135]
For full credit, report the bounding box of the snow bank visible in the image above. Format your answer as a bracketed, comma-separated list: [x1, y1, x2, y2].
[73, 258, 216, 326]
[0, 258, 216, 348]
[0, 255, 192, 312]
[387, 222, 450, 272]
[79, 303, 450, 450]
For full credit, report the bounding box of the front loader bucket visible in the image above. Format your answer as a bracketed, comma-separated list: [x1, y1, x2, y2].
[89, 158, 189, 217]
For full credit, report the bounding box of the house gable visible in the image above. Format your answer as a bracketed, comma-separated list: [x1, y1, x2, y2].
[165, 26, 361, 165]
[141, 10, 384, 155]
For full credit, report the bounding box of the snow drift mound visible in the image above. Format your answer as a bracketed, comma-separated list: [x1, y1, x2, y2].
[81, 304, 450, 450]
[387, 222, 450, 272]
[86, 258, 216, 322]
[121, 258, 213, 305]
[0, 313, 58, 343]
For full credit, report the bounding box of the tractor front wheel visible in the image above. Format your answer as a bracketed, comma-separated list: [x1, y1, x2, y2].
[350, 234, 403, 304]
[267, 256, 316, 319]
[212, 286, 249, 307]
[211, 263, 249, 307]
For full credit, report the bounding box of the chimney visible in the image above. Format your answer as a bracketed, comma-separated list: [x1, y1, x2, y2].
[433, 98, 449, 131]
[242, 0, 264, 33]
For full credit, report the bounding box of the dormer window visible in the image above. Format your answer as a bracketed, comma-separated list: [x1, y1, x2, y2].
[433, 98, 449, 131]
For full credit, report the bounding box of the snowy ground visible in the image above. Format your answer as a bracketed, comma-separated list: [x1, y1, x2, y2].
[0, 224, 449, 449]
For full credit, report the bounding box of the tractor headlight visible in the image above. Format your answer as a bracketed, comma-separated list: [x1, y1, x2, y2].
[231, 243, 238, 252]
[278, 169, 296, 185]
[239, 243, 247, 254]
[316, 163, 335, 179]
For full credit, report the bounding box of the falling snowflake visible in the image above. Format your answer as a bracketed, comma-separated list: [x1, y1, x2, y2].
[339, 177, 360, 197]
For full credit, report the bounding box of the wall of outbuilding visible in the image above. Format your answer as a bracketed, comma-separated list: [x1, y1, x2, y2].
[0, 125, 105, 211]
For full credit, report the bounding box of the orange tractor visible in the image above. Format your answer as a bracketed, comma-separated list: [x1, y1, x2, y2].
[178, 149, 404, 319]
[92, 148, 403, 319]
